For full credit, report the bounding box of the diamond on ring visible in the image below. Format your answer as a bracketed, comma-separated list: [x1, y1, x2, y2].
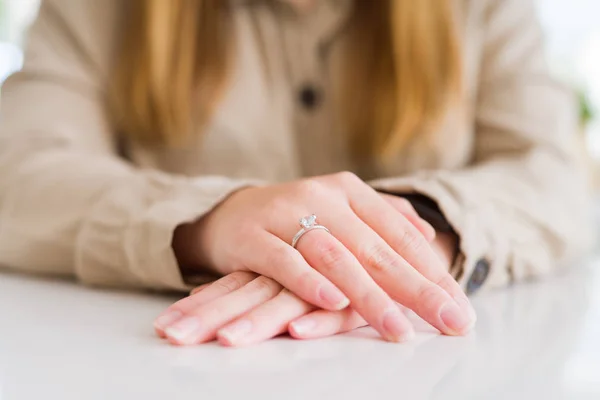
[292, 214, 330, 249]
[300, 214, 317, 228]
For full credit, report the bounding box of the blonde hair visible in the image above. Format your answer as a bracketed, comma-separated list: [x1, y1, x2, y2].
[109, 0, 461, 158]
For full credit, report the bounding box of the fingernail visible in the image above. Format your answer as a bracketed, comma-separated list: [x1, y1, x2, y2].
[439, 299, 475, 335]
[218, 320, 253, 346]
[154, 310, 183, 331]
[290, 318, 317, 337]
[164, 316, 202, 344]
[319, 286, 350, 310]
[382, 307, 414, 342]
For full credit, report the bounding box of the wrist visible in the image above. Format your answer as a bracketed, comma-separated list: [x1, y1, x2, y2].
[172, 186, 254, 277]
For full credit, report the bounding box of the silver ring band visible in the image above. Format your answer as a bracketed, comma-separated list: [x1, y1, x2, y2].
[292, 225, 330, 248]
[291, 214, 331, 248]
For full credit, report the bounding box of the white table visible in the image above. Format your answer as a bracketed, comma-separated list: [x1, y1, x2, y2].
[1, 261, 599, 400]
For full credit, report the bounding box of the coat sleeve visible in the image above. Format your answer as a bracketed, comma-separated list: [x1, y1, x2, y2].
[0, 0, 259, 291]
[369, 0, 594, 294]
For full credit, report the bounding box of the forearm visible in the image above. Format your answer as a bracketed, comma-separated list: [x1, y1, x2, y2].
[0, 142, 258, 290]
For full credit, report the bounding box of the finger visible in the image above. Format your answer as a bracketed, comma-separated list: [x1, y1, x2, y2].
[289, 307, 368, 340]
[190, 283, 211, 296]
[154, 271, 257, 337]
[217, 289, 314, 347]
[327, 206, 474, 336]
[295, 229, 414, 342]
[246, 232, 350, 311]
[351, 189, 475, 322]
[164, 276, 283, 346]
[380, 193, 436, 242]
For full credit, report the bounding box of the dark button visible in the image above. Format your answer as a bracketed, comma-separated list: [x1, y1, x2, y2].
[298, 85, 321, 110]
[466, 259, 490, 295]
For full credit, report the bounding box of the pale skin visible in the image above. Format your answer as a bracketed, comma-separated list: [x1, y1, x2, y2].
[155, 172, 476, 346]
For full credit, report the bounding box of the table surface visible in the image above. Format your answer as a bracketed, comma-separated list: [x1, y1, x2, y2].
[1, 261, 599, 400]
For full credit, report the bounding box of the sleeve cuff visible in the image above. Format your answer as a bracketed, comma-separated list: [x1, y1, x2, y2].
[369, 175, 501, 294]
[75, 173, 265, 292]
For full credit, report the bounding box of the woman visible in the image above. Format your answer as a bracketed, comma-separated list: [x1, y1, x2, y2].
[0, 0, 591, 347]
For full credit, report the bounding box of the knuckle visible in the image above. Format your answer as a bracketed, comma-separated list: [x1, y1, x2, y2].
[315, 241, 347, 273]
[296, 179, 324, 198]
[229, 223, 258, 251]
[265, 196, 290, 217]
[250, 275, 281, 294]
[434, 273, 461, 294]
[363, 245, 398, 274]
[394, 229, 425, 255]
[357, 290, 379, 310]
[356, 289, 389, 315]
[335, 171, 361, 187]
[215, 271, 255, 293]
[265, 245, 295, 271]
[277, 288, 306, 308]
[295, 271, 317, 291]
[415, 282, 448, 316]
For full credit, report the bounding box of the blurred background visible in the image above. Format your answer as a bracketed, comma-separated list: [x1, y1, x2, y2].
[0, 0, 599, 154]
[3, 0, 600, 161]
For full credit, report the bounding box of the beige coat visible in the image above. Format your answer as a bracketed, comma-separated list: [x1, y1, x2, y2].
[0, 0, 592, 294]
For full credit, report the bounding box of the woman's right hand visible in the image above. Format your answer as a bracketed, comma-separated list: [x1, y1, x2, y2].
[155, 271, 369, 347]
[173, 172, 476, 342]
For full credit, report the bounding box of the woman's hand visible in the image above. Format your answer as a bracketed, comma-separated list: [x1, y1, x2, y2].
[171, 172, 476, 343]
[160, 192, 438, 346]
[154, 271, 369, 346]
[156, 228, 462, 347]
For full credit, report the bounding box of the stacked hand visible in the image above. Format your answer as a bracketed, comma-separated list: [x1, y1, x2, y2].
[155, 172, 476, 346]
